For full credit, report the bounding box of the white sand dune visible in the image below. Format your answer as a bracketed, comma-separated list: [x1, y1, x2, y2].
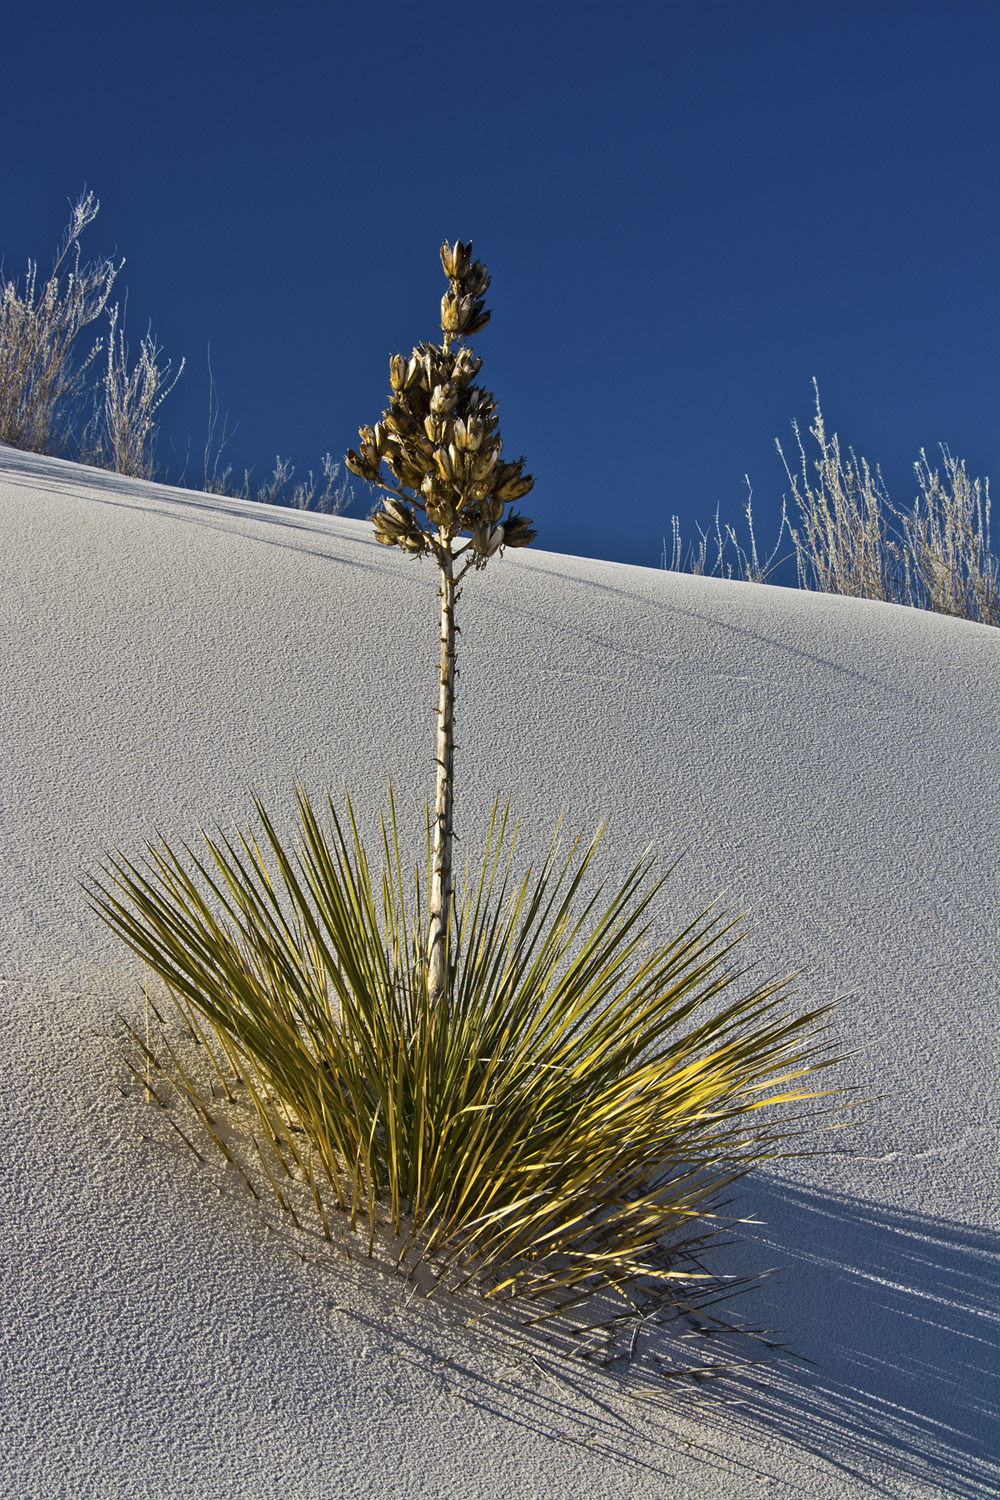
[1, 446, 997, 1499]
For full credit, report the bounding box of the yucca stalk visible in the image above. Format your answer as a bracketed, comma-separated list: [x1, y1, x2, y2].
[345, 242, 535, 1006]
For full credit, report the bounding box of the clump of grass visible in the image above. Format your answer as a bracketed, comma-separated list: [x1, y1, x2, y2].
[204, 451, 353, 513]
[89, 788, 844, 1325]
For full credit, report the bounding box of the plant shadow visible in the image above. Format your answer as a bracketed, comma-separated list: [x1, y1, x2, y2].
[707, 1177, 1000, 1497]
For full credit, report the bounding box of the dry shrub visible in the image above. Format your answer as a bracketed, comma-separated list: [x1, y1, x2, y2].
[777, 387, 899, 602]
[91, 302, 185, 479]
[667, 381, 997, 627]
[778, 386, 998, 625]
[901, 447, 998, 626]
[663, 483, 793, 584]
[0, 192, 119, 454]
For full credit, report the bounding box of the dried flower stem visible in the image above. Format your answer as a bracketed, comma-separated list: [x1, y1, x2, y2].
[428, 552, 457, 1000]
[346, 240, 536, 1006]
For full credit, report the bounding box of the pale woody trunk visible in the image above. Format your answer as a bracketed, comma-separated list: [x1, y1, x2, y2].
[427, 547, 456, 1006]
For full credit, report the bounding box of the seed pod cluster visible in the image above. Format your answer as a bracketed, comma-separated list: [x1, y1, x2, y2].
[346, 241, 535, 571]
[371, 496, 427, 555]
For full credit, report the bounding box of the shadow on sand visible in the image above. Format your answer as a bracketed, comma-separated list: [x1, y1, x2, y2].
[704, 1177, 1000, 1496]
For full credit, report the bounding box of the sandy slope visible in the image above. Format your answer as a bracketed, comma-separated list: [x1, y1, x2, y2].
[1, 446, 997, 1499]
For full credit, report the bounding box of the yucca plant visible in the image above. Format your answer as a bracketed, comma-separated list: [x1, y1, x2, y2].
[89, 787, 842, 1325]
[90, 241, 847, 1353]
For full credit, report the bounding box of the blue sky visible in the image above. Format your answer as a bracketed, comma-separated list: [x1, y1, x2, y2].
[2, 0, 997, 580]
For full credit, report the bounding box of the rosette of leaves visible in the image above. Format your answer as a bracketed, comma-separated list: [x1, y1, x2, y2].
[91, 787, 846, 1332]
[346, 241, 536, 1006]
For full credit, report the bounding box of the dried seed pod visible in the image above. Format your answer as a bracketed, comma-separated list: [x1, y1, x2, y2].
[452, 240, 472, 279]
[472, 449, 498, 482]
[430, 383, 457, 414]
[501, 511, 536, 548]
[434, 446, 454, 481]
[425, 490, 456, 527]
[453, 417, 484, 452]
[441, 292, 462, 332]
[372, 512, 402, 545]
[383, 403, 415, 438]
[396, 455, 430, 491]
[344, 447, 379, 482]
[495, 466, 534, 504]
[465, 261, 490, 298]
[452, 348, 483, 384]
[383, 498, 411, 527]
